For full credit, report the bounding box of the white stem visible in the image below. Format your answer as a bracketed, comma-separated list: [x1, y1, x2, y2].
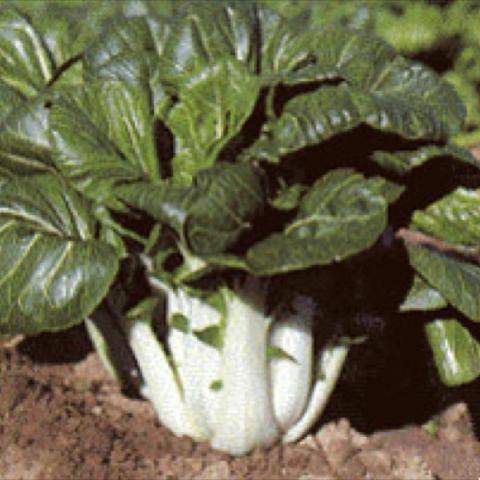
[282, 343, 349, 444]
[269, 295, 315, 431]
[166, 288, 222, 437]
[127, 318, 205, 441]
[211, 282, 281, 455]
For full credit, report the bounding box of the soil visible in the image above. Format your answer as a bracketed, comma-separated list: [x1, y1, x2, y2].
[1, 328, 480, 480]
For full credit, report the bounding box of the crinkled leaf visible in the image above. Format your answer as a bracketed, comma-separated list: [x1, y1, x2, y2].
[405, 187, 480, 320]
[248, 74, 463, 163]
[0, 7, 55, 97]
[49, 78, 159, 206]
[184, 164, 264, 255]
[248, 84, 363, 161]
[158, 2, 258, 84]
[0, 3, 116, 105]
[426, 319, 480, 386]
[247, 54, 464, 162]
[412, 188, 480, 246]
[371, 143, 478, 175]
[296, 28, 396, 88]
[0, 93, 55, 175]
[365, 176, 405, 204]
[117, 181, 190, 234]
[166, 59, 260, 184]
[83, 14, 168, 78]
[258, 17, 395, 87]
[366, 56, 465, 138]
[0, 82, 25, 123]
[406, 245, 480, 322]
[0, 174, 119, 335]
[246, 169, 387, 274]
[258, 8, 320, 82]
[400, 274, 448, 312]
[118, 163, 265, 256]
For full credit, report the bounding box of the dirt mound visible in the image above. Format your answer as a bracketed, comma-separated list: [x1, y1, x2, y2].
[1, 342, 479, 480]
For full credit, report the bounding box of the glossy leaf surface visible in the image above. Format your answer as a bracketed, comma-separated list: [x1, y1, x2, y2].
[426, 319, 480, 386]
[0, 174, 119, 334]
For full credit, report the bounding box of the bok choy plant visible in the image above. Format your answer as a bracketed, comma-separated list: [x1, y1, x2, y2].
[0, 1, 480, 455]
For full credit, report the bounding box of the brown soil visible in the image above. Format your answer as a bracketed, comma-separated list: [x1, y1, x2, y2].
[1, 332, 480, 480]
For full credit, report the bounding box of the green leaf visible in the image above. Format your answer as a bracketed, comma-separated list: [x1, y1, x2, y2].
[193, 324, 223, 350]
[249, 84, 363, 161]
[209, 379, 223, 391]
[0, 174, 120, 335]
[406, 187, 480, 321]
[266, 344, 296, 362]
[365, 56, 465, 139]
[407, 245, 480, 322]
[158, 2, 258, 83]
[184, 164, 264, 255]
[371, 144, 478, 175]
[118, 181, 191, 234]
[127, 296, 159, 320]
[0, 3, 116, 110]
[119, 163, 265, 256]
[49, 77, 160, 206]
[270, 183, 307, 211]
[246, 169, 387, 274]
[246, 39, 464, 162]
[426, 319, 480, 386]
[0, 82, 25, 123]
[258, 8, 320, 82]
[400, 274, 448, 312]
[166, 59, 260, 184]
[258, 17, 395, 86]
[169, 313, 190, 334]
[412, 188, 480, 247]
[0, 93, 56, 175]
[0, 7, 54, 97]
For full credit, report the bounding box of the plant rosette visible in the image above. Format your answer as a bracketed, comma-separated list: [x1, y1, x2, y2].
[0, 1, 479, 456]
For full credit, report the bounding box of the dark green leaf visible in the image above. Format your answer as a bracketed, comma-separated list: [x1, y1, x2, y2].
[400, 274, 448, 312]
[185, 164, 264, 255]
[49, 78, 159, 206]
[0, 82, 24, 123]
[169, 313, 190, 334]
[166, 59, 260, 184]
[426, 319, 480, 386]
[0, 7, 54, 97]
[0, 174, 119, 335]
[193, 324, 223, 350]
[0, 94, 55, 175]
[371, 144, 478, 175]
[119, 164, 265, 256]
[209, 379, 223, 391]
[407, 245, 480, 322]
[158, 2, 258, 84]
[266, 344, 296, 362]
[246, 169, 387, 274]
[412, 187, 480, 247]
[270, 183, 307, 211]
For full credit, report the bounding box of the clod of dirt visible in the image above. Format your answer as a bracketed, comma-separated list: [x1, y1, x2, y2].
[1, 345, 480, 480]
